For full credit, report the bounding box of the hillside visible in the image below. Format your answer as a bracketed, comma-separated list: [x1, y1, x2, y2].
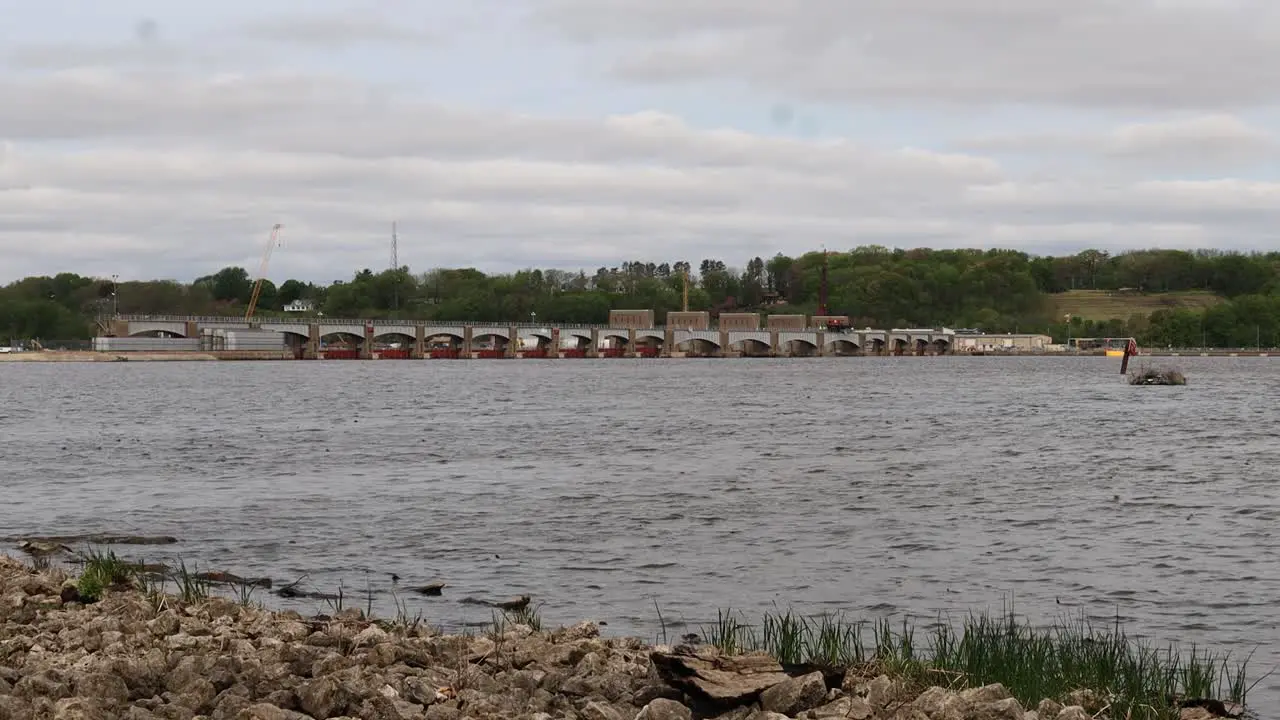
[3, 247, 1277, 348]
[1049, 290, 1224, 322]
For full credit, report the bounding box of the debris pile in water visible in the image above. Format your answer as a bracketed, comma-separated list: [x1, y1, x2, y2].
[1128, 366, 1187, 385]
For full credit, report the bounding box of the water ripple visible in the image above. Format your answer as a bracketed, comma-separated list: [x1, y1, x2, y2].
[3, 357, 1280, 702]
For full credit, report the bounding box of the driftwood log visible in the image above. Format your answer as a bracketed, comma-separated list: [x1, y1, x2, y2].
[412, 582, 446, 596]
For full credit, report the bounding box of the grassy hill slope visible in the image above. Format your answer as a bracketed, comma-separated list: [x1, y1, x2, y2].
[1049, 290, 1224, 321]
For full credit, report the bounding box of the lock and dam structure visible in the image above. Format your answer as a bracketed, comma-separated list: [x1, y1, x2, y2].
[105, 311, 958, 360]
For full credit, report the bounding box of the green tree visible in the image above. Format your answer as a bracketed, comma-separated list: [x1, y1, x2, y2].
[277, 279, 309, 306]
[9, 244, 1280, 348]
[195, 267, 253, 304]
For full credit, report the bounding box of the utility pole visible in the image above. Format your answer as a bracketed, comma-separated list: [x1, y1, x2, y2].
[817, 247, 829, 316]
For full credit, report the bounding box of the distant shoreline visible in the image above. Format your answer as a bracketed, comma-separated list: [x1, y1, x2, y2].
[0, 349, 1274, 363]
[0, 351, 293, 363]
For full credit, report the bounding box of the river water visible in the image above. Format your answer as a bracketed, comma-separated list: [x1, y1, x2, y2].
[2, 357, 1278, 701]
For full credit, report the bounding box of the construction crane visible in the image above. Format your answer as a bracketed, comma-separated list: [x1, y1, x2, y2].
[682, 266, 690, 313]
[245, 223, 284, 321]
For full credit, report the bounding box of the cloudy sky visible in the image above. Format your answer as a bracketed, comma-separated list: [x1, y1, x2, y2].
[2, 0, 1278, 284]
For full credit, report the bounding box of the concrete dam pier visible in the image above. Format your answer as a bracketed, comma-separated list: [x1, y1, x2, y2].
[107, 312, 958, 360]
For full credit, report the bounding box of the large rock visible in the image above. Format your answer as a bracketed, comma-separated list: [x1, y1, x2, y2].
[211, 688, 253, 720]
[634, 682, 685, 706]
[1062, 690, 1102, 713]
[354, 624, 390, 646]
[52, 697, 107, 720]
[802, 695, 873, 719]
[962, 684, 1013, 705]
[911, 684, 1022, 720]
[556, 621, 602, 642]
[707, 712, 756, 720]
[760, 671, 827, 716]
[1055, 707, 1091, 720]
[148, 611, 181, 637]
[0, 695, 34, 720]
[846, 674, 906, 711]
[71, 672, 130, 707]
[913, 686, 970, 720]
[153, 704, 197, 720]
[296, 675, 360, 718]
[636, 698, 694, 720]
[425, 705, 462, 720]
[583, 700, 627, 720]
[172, 677, 222, 713]
[15, 669, 72, 700]
[358, 694, 407, 720]
[1036, 699, 1063, 720]
[234, 704, 314, 720]
[650, 648, 791, 705]
[978, 698, 1027, 720]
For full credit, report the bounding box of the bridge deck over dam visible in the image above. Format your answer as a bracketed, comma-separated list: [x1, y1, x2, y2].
[109, 315, 957, 359]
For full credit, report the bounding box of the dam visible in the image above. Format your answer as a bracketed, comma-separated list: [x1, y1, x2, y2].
[104, 312, 957, 359]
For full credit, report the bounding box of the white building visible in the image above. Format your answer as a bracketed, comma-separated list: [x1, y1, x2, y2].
[954, 333, 1055, 353]
[283, 299, 315, 313]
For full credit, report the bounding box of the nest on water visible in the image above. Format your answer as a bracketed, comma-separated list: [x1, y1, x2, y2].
[1128, 365, 1187, 386]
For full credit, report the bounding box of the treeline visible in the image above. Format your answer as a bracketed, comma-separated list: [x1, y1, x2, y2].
[4, 247, 1280, 347]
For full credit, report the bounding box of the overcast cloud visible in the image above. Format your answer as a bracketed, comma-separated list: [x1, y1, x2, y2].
[1, 0, 1277, 283]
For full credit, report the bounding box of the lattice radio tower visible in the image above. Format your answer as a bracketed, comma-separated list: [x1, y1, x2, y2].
[390, 221, 400, 311]
[391, 221, 399, 270]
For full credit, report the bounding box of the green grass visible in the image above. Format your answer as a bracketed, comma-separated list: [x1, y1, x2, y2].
[491, 603, 545, 635]
[230, 577, 262, 607]
[700, 607, 1255, 720]
[173, 559, 211, 604]
[38, 551, 1257, 719]
[76, 546, 136, 603]
[324, 581, 347, 615]
[1051, 290, 1223, 322]
[386, 590, 427, 636]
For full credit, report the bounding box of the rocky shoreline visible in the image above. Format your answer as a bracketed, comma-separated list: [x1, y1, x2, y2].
[0, 555, 1246, 720]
